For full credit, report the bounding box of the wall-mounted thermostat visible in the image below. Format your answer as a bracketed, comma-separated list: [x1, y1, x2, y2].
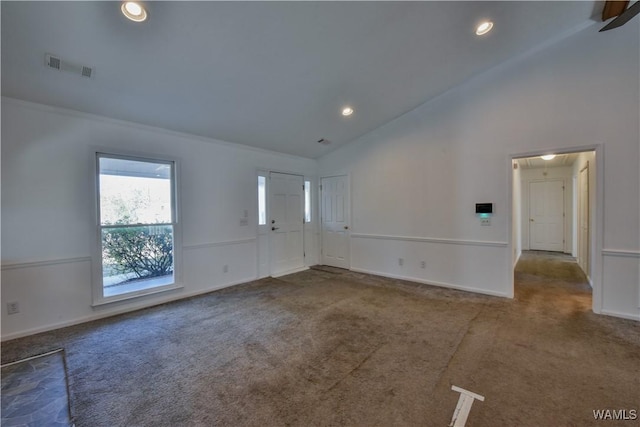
[475, 203, 493, 215]
[476, 203, 493, 226]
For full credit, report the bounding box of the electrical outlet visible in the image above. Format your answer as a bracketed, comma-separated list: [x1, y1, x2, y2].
[7, 301, 20, 315]
[223, 265, 229, 273]
[398, 258, 404, 266]
[420, 261, 426, 269]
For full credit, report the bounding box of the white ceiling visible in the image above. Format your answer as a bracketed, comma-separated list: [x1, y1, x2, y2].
[1, 1, 600, 158]
[518, 153, 581, 169]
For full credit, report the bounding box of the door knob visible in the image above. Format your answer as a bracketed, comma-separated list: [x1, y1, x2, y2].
[272, 227, 279, 231]
[344, 226, 349, 230]
[271, 220, 275, 224]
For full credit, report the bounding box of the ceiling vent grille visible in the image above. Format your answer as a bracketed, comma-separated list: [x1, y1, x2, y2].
[47, 55, 61, 70]
[45, 53, 94, 79]
[81, 66, 93, 78]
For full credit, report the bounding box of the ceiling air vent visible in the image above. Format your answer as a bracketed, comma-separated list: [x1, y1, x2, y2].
[47, 55, 61, 70]
[317, 138, 331, 145]
[45, 53, 94, 79]
[81, 66, 93, 78]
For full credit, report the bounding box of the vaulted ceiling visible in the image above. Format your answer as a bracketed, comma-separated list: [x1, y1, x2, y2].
[1, 2, 599, 158]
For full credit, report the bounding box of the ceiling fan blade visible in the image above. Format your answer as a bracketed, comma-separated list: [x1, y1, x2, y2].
[600, 1, 640, 31]
[602, 0, 629, 20]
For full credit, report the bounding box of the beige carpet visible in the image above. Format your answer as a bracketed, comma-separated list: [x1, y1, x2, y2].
[1, 254, 638, 426]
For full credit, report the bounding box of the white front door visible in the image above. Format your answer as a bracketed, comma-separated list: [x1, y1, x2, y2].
[321, 175, 350, 269]
[529, 179, 564, 252]
[578, 164, 589, 275]
[269, 172, 304, 276]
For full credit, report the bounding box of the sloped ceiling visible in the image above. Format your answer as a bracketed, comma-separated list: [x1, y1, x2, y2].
[1, 1, 598, 158]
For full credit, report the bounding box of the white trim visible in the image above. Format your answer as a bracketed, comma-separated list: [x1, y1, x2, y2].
[350, 233, 508, 248]
[2, 97, 313, 162]
[599, 309, 640, 322]
[593, 144, 604, 314]
[183, 238, 257, 251]
[91, 283, 185, 307]
[513, 250, 522, 268]
[270, 266, 309, 278]
[601, 249, 640, 258]
[1, 256, 91, 271]
[350, 267, 510, 298]
[0, 276, 257, 342]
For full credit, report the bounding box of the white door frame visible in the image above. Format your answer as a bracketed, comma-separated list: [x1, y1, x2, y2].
[320, 174, 351, 270]
[577, 162, 590, 276]
[508, 145, 603, 314]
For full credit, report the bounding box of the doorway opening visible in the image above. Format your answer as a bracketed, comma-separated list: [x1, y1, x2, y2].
[511, 149, 597, 311]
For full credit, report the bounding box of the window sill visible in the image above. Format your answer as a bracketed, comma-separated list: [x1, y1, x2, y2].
[91, 282, 184, 307]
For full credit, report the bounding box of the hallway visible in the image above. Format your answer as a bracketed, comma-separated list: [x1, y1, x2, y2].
[515, 250, 592, 316]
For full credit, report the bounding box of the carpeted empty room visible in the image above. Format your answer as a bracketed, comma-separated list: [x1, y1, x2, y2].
[2, 259, 638, 426]
[2, 1, 640, 426]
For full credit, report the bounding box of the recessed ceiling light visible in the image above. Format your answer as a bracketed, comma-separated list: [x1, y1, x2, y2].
[541, 154, 556, 161]
[342, 107, 354, 116]
[121, 1, 147, 22]
[475, 21, 493, 36]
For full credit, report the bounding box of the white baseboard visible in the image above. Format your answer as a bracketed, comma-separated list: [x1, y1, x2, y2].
[271, 266, 309, 278]
[1, 276, 257, 342]
[600, 309, 640, 322]
[513, 250, 522, 268]
[349, 267, 510, 299]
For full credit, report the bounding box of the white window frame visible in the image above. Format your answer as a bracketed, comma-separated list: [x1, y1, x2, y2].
[92, 151, 183, 306]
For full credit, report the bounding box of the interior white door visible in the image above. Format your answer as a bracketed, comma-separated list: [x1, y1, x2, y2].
[578, 164, 589, 275]
[529, 180, 564, 252]
[321, 175, 350, 269]
[269, 172, 304, 276]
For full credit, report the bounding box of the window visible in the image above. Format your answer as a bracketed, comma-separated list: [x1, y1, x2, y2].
[95, 154, 178, 303]
[258, 175, 266, 225]
[304, 180, 311, 223]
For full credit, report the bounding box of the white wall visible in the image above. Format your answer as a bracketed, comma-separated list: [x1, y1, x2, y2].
[519, 166, 574, 253]
[319, 22, 639, 319]
[1, 98, 318, 339]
